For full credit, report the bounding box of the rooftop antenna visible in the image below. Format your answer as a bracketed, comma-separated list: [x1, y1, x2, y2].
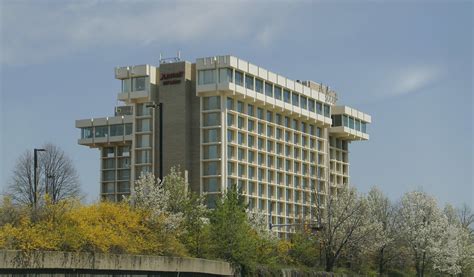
[159, 51, 182, 64]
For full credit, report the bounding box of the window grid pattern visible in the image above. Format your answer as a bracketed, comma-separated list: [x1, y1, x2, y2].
[101, 145, 132, 202]
[329, 136, 350, 196]
[223, 96, 329, 233]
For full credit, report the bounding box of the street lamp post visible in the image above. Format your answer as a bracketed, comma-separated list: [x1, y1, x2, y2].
[33, 148, 46, 209]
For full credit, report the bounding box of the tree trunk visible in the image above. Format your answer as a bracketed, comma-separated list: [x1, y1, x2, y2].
[378, 247, 385, 275]
[325, 255, 335, 272]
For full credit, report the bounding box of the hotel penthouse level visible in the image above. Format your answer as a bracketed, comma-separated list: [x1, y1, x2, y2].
[76, 55, 371, 233]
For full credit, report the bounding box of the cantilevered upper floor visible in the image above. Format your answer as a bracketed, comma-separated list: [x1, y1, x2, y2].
[330, 106, 371, 141]
[195, 55, 338, 128]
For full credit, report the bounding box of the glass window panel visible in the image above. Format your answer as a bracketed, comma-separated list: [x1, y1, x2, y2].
[362, 122, 367, 133]
[227, 113, 234, 126]
[301, 96, 307, 109]
[237, 101, 244, 113]
[284, 90, 291, 103]
[94, 126, 108, 138]
[204, 161, 219, 176]
[102, 183, 115, 193]
[255, 79, 263, 93]
[245, 74, 254, 90]
[349, 117, 355, 129]
[122, 79, 131, 93]
[203, 129, 220, 142]
[292, 92, 299, 107]
[203, 96, 221, 110]
[235, 71, 244, 86]
[323, 104, 330, 117]
[133, 77, 147, 91]
[257, 108, 264, 119]
[136, 150, 151, 163]
[265, 82, 273, 97]
[118, 157, 130, 168]
[137, 134, 151, 148]
[203, 112, 220, 126]
[247, 104, 254, 116]
[227, 97, 234, 110]
[198, 69, 216, 85]
[136, 119, 151, 132]
[125, 123, 133, 135]
[118, 169, 130, 180]
[316, 102, 323, 115]
[203, 145, 219, 159]
[118, 182, 130, 193]
[204, 178, 220, 192]
[102, 171, 115, 181]
[102, 159, 115, 169]
[219, 68, 233, 83]
[308, 99, 315, 112]
[110, 124, 124, 136]
[81, 127, 93, 139]
[355, 119, 361, 131]
[274, 86, 282, 100]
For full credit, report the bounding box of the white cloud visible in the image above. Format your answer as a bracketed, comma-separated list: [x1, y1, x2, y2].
[0, 1, 292, 66]
[390, 65, 442, 96]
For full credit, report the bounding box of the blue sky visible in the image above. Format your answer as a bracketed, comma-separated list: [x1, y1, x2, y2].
[1, 1, 472, 207]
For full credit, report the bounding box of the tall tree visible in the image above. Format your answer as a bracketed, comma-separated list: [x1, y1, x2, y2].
[8, 143, 81, 205]
[397, 191, 459, 277]
[367, 187, 398, 275]
[208, 184, 257, 274]
[316, 186, 378, 272]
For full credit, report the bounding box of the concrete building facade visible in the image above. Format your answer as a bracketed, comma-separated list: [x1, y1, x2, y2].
[76, 55, 371, 234]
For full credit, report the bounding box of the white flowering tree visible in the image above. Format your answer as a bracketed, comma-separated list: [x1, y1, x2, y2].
[366, 187, 398, 275]
[317, 186, 380, 272]
[397, 190, 468, 276]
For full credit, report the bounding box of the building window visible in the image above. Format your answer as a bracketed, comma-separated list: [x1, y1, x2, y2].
[237, 101, 244, 113]
[238, 116, 244, 129]
[198, 69, 216, 85]
[245, 74, 254, 90]
[203, 113, 220, 126]
[274, 86, 282, 100]
[203, 129, 219, 142]
[323, 104, 331, 117]
[136, 119, 151, 132]
[136, 134, 151, 148]
[332, 115, 342, 127]
[110, 124, 124, 136]
[255, 78, 263, 93]
[266, 111, 273, 122]
[265, 82, 273, 97]
[292, 92, 299, 107]
[219, 68, 233, 83]
[122, 79, 131, 93]
[227, 113, 234, 126]
[284, 89, 291, 103]
[204, 178, 219, 192]
[235, 71, 244, 86]
[248, 104, 254, 117]
[248, 119, 255, 131]
[125, 124, 133, 135]
[308, 99, 315, 112]
[133, 77, 147, 91]
[349, 116, 355, 129]
[135, 150, 151, 164]
[248, 135, 255, 147]
[203, 161, 219, 176]
[355, 119, 361, 131]
[257, 108, 264, 119]
[316, 102, 323, 115]
[94, 126, 108, 138]
[301, 96, 307, 109]
[227, 130, 234, 142]
[81, 127, 93, 139]
[227, 97, 234, 110]
[203, 145, 219, 159]
[203, 96, 220, 110]
[362, 122, 367, 133]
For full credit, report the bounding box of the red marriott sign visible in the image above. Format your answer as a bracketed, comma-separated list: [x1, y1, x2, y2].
[160, 71, 184, 85]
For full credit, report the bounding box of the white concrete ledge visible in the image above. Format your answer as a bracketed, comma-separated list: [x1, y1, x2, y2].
[0, 250, 234, 276]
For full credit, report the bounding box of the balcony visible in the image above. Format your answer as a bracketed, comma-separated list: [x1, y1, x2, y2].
[76, 116, 133, 147]
[330, 105, 371, 141]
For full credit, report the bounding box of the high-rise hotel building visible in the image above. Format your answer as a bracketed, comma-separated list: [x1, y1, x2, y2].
[76, 55, 371, 232]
